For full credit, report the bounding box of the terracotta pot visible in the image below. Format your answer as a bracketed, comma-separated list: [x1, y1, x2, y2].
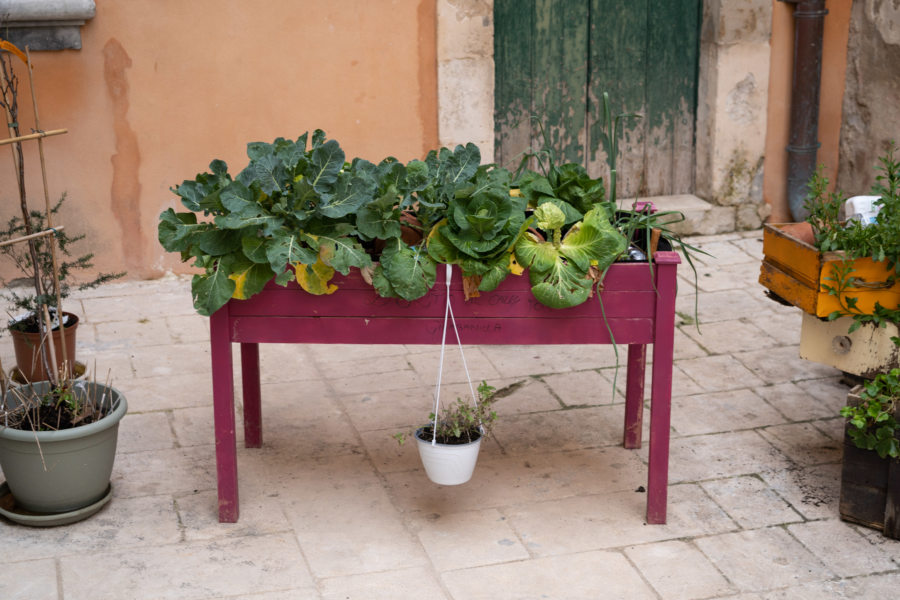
[9, 312, 79, 382]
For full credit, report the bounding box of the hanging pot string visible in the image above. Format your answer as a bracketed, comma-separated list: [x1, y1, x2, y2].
[431, 264, 478, 445]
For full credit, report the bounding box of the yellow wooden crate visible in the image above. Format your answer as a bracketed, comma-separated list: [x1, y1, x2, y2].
[759, 223, 900, 317]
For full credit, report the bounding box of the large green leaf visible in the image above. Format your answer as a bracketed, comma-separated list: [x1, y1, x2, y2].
[405, 160, 430, 193]
[236, 153, 288, 195]
[195, 229, 242, 256]
[443, 143, 481, 185]
[307, 139, 344, 193]
[380, 239, 436, 301]
[425, 223, 461, 264]
[356, 190, 402, 240]
[191, 259, 236, 316]
[514, 232, 559, 273]
[317, 235, 373, 274]
[567, 207, 628, 271]
[266, 232, 317, 272]
[478, 253, 515, 292]
[215, 211, 283, 235]
[528, 260, 592, 309]
[228, 258, 274, 300]
[215, 182, 284, 235]
[318, 171, 376, 218]
[158, 209, 201, 252]
[241, 235, 270, 264]
[371, 264, 401, 298]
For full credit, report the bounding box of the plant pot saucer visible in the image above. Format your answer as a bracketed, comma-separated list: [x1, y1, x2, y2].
[7, 361, 87, 385]
[0, 482, 112, 527]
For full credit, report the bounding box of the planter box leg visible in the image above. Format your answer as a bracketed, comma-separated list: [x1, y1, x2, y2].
[646, 256, 678, 524]
[886, 459, 900, 540]
[211, 308, 239, 523]
[624, 344, 646, 449]
[241, 343, 262, 448]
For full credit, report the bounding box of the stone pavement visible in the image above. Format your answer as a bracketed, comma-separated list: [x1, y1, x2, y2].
[1, 229, 899, 599]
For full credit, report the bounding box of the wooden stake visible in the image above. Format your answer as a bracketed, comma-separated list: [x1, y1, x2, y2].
[0, 128, 67, 147]
[0, 225, 64, 248]
[25, 46, 69, 376]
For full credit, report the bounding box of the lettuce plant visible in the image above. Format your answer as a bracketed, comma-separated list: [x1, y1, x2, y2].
[426, 164, 529, 292]
[515, 203, 627, 308]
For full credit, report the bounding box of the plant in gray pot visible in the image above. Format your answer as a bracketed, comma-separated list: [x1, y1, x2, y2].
[0, 376, 127, 526]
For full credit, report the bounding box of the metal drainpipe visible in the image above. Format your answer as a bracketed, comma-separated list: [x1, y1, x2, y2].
[783, 0, 828, 221]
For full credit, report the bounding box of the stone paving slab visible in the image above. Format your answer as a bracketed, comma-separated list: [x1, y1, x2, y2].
[1, 233, 900, 599]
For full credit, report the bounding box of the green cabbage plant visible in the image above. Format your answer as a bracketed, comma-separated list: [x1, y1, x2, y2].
[426, 164, 530, 292]
[515, 203, 627, 309]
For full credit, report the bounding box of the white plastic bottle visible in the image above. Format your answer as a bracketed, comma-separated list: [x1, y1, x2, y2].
[843, 195, 881, 225]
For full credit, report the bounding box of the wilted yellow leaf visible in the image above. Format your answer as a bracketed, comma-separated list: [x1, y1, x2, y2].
[294, 259, 338, 295]
[508, 252, 524, 276]
[229, 270, 249, 299]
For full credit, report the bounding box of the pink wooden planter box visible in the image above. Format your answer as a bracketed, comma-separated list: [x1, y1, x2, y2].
[209, 251, 680, 524]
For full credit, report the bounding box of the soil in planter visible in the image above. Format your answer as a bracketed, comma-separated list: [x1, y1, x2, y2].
[4, 389, 108, 432]
[8, 310, 75, 334]
[418, 426, 482, 445]
[8, 403, 103, 431]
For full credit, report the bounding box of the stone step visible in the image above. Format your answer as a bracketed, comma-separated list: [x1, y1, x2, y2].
[619, 194, 736, 236]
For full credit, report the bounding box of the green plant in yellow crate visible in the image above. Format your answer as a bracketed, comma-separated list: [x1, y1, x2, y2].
[805, 143, 900, 336]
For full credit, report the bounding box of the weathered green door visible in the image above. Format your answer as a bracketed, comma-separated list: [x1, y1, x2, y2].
[494, 0, 701, 198]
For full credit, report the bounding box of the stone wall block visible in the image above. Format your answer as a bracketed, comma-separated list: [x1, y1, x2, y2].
[701, 0, 771, 45]
[838, 0, 900, 195]
[438, 57, 495, 154]
[438, 0, 494, 61]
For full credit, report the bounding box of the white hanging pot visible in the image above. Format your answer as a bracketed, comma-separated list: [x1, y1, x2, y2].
[415, 426, 483, 486]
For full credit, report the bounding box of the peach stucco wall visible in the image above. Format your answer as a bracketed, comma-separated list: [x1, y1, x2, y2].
[762, 0, 851, 223]
[1, 1, 438, 279]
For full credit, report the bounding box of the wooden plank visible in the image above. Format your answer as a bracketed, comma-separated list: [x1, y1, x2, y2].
[885, 459, 900, 539]
[586, 0, 648, 197]
[493, 0, 535, 169]
[533, 0, 590, 166]
[230, 315, 654, 346]
[761, 223, 900, 317]
[840, 439, 891, 530]
[762, 224, 821, 287]
[645, 0, 700, 195]
[229, 287, 656, 320]
[759, 261, 819, 315]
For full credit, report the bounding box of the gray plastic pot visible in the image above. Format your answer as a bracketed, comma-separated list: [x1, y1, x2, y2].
[0, 381, 127, 513]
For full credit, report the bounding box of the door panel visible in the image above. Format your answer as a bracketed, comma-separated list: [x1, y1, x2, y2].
[495, 0, 701, 198]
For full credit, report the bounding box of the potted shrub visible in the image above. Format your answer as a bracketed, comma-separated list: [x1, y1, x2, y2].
[839, 371, 899, 539]
[0, 39, 122, 382]
[395, 380, 497, 486]
[1, 196, 124, 382]
[760, 143, 900, 321]
[0, 376, 128, 525]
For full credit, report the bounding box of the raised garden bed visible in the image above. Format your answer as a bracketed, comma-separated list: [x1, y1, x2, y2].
[208, 253, 680, 524]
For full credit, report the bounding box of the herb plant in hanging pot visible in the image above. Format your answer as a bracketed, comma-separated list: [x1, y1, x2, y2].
[409, 380, 497, 486]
